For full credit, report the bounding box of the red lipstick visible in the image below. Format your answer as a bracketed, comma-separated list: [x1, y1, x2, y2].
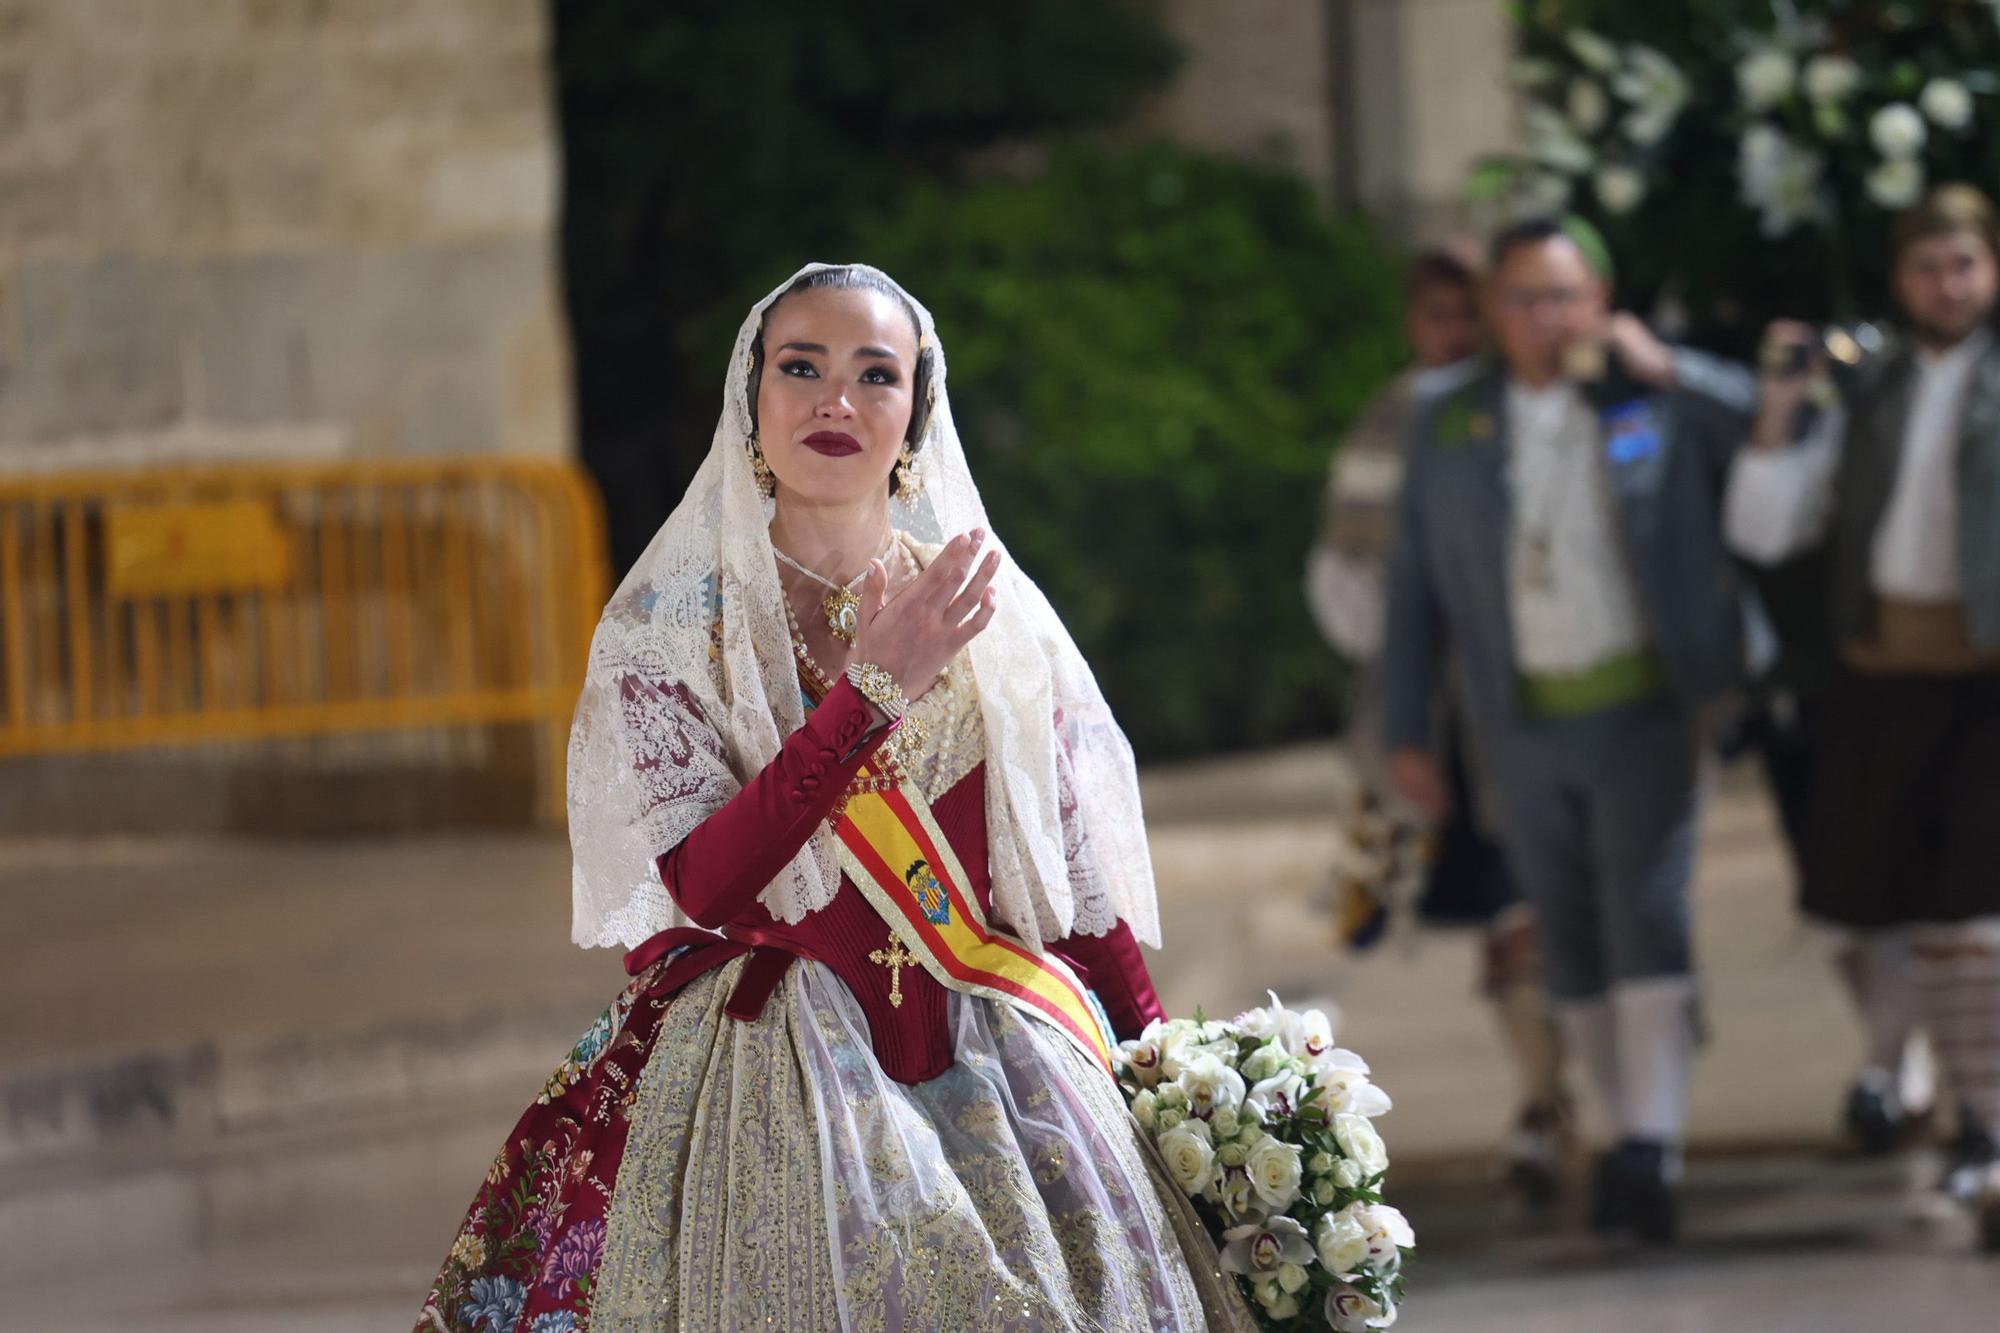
[803, 431, 862, 457]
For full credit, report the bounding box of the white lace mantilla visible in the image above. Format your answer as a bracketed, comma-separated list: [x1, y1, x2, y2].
[566, 264, 1156, 952]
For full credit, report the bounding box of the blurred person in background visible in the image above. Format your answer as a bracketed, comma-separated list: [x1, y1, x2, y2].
[1729, 183, 2000, 1251]
[1308, 243, 1574, 1208]
[1381, 217, 1759, 1244]
[414, 265, 1255, 1330]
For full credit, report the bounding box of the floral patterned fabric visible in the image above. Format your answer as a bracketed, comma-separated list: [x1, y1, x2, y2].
[417, 955, 1253, 1331]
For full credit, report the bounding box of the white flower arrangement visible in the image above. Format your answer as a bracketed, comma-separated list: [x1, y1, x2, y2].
[1114, 995, 1410, 1330]
[1921, 78, 1975, 132]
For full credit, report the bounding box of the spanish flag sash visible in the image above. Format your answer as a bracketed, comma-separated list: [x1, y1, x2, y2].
[834, 772, 1116, 1077]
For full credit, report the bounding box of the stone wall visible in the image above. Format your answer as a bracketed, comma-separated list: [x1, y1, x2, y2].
[1139, 0, 1517, 240]
[0, 0, 571, 471]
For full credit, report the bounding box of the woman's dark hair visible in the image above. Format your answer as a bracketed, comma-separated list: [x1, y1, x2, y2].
[746, 267, 936, 493]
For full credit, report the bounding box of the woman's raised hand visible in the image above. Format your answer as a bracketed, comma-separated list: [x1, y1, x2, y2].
[851, 530, 1001, 703]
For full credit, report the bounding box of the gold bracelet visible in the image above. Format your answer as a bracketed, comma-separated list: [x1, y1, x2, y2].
[845, 661, 909, 721]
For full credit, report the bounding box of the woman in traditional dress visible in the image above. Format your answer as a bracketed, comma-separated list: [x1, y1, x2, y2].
[416, 264, 1252, 1331]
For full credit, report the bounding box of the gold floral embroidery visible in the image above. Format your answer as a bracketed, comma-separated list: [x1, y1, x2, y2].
[591, 960, 1257, 1332]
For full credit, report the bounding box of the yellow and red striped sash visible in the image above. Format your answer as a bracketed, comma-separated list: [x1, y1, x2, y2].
[834, 773, 1115, 1076]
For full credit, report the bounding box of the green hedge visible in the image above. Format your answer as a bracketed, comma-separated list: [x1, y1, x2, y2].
[847, 145, 1407, 759]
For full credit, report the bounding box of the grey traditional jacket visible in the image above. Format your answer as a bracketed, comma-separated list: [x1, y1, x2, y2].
[1382, 350, 1760, 752]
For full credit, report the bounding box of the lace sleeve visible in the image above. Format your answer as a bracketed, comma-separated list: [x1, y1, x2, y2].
[1054, 708, 1119, 939]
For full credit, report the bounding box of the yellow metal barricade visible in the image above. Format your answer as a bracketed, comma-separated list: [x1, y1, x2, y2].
[0, 457, 608, 821]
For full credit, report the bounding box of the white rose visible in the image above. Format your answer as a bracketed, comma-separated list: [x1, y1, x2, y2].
[1265, 1292, 1302, 1320]
[1154, 1083, 1188, 1111]
[1246, 1136, 1305, 1210]
[1315, 1206, 1371, 1276]
[1594, 165, 1646, 215]
[1354, 1203, 1416, 1273]
[1568, 79, 1610, 134]
[1736, 49, 1797, 113]
[1332, 1158, 1365, 1189]
[1312, 1176, 1339, 1206]
[1334, 1113, 1390, 1180]
[1866, 157, 1926, 209]
[1156, 1107, 1185, 1133]
[1802, 54, 1861, 104]
[1307, 1150, 1336, 1177]
[1239, 1040, 1290, 1084]
[1326, 1284, 1397, 1332]
[1157, 1123, 1217, 1196]
[1210, 1106, 1241, 1140]
[1174, 1053, 1246, 1118]
[1248, 1070, 1310, 1121]
[1277, 1262, 1310, 1295]
[1129, 1087, 1157, 1130]
[1217, 1140, 1249, 1169]
[1921, 78, 1974, 132]
[1871, 102, 1927, 159]
[1566, 30, 1619, 74]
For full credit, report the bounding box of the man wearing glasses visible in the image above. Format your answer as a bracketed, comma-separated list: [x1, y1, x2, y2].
[1382, 217, 1757, 1243]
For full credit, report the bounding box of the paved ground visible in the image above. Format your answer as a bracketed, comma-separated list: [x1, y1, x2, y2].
[5, 743, 1997, 1328]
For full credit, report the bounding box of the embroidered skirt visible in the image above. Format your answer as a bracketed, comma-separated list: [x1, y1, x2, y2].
[415, 955, 1250, 1332]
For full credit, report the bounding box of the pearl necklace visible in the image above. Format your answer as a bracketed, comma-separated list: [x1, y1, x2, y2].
[772, 531, 895, 644]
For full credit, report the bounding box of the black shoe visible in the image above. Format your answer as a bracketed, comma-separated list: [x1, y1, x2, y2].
[1980, 1197, 2000, 1256]
[1939, 1124, 2000, 1203]
[1590, 1139, 1679, 1244]
[1843, 1075, 1903, 1157]
[1503, 1102, 1569, 1210]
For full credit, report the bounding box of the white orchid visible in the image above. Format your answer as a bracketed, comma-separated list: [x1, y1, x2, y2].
[1173, 1052, 1246, 1119]
[1736, 48, 1797, 112]
[1354, 1202, 1416, 1273]
[1216, 1164, 1261, 1219]
[1802, 54, 1862, 104]
[1612, 45, 1689, 146]
[1566, 30, 1620, 74]
[1326, 1284, 1398, 1332]
[1595, 165, 1647, 215]
[1310, 1061, 1395, 1119]
[1921, 78, 1975, 132]
[1871, 102, 1927, 159]
[1218, 1215, 1315, 1276]
[1866, 157, 1926, 210]
[1738, 125, 1826, 238]
[1568, 78, 1610, 134]
[1248, 1069, 1311, 1122]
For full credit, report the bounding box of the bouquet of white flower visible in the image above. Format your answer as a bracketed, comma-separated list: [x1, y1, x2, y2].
[1115, 994, 1411, 1331]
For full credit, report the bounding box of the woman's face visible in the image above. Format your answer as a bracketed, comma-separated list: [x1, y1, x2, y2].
[755, 285, 919, 507]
